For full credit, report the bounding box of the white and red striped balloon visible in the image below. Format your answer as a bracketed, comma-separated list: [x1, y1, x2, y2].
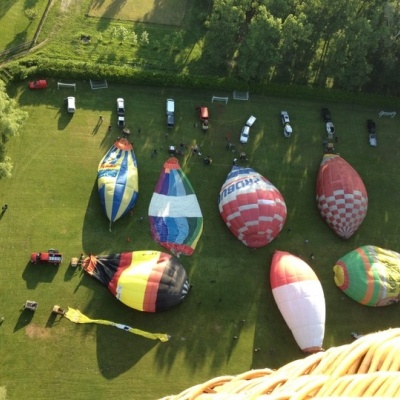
[316, 154, 368, 239]
[270, 251, 325, 353]
[218, 166, 287, 248]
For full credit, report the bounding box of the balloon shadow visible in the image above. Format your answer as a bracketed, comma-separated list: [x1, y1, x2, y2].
[81, 178, 142, 256]
[69, 276, 160, 379]
[81, 179, 112, 255]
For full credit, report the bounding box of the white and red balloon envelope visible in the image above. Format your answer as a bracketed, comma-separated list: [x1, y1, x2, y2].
[316, 154, 368, 239]
[270, 251, 325, 353]
[218, 166, 287, 248]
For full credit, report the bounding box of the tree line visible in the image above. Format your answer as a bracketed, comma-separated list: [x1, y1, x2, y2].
[201, 0, 400, 95]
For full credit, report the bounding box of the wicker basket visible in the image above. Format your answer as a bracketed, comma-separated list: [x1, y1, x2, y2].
[160, 328, 400, 399]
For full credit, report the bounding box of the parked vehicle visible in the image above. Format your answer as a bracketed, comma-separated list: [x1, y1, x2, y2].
[367, 119, 376, 134]
[280, 111, 292, 138]
[197, 106, 209, 121]
[321, 108, 335, 138]
[117, 116, 125, 127]
[196, 106, 209, 131]
[117, 98, 125, 115]
[30, 249, 63, 265]
[65, 96, 76, 113]
[166, 99, 175, 127]
[367, 119, 377, 147]
[326, 121, 335, 139]
[239, 115, 257, 144]
[239, 125, 250, 144]
[246, 115, 256, 127]
[321, 107, 332, 122]
[29, 80, 48, 90]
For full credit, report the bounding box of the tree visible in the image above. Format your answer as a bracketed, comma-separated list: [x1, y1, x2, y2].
[235, 6, 282, 82]
[324, 18, 376, 90]
[202, 0, 247, 73]
[273, 12, 313, 84]
[364, 0, 400, 94]
[0, 80, 27, 179]
[109, 26, 129, 44]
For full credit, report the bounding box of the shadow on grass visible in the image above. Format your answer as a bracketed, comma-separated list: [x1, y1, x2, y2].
[45, 310, 64, 328]
[63, 263, 81, 282]
[81, 179, 113, 255]
[21, 261, 59, 289]
[0, 0, 15, 19]
[13, 308, 35, 333]
[80, 177, 146, 255]
[96, 323, 158, 379]
[57, 108, 74, 130]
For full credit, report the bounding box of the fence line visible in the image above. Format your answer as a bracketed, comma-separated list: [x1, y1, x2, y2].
[0, 0, 53, 63]
[0, 41, 34, 61]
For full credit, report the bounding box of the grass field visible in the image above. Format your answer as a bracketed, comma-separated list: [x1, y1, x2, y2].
[88, 0, 188, 26]
[0, 80, 399, 399]
[0, 0, 48, 51]
[28, 0, 210, 76]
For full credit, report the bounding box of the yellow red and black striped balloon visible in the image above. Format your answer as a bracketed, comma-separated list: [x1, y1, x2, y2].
[82, 251, 190, 312]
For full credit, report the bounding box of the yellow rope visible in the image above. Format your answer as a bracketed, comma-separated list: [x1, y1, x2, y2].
[65, 307, 170, 342]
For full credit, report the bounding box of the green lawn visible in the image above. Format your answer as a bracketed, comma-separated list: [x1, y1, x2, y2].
[0, 0, 48, 52]
[30, 0, 210, 76]
[88, 0, 188, 26]
[0, 81, 399, 399]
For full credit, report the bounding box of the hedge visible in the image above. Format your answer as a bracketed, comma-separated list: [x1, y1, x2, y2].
[2, 56, 400, 108]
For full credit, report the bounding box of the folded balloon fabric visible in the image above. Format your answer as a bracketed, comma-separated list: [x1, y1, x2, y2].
[159, 328, 400, 399]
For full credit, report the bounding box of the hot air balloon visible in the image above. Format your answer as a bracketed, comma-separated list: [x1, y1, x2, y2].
[218, 166, 286, 248]
[270, 250, 325, 353]
[148, 157, 203, 257]
[316, 154, 368, 239]
[82, 251, 190, 312]
[97, 137, 139, 229]
[333, 245, 400, 306]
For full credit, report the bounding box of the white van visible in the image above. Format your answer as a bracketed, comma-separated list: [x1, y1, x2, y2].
[166, 98, 175, 127]
[65, 96, 76, 113]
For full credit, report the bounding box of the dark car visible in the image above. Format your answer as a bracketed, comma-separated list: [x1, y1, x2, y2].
[321, 107, 331, 122]
[367, 119, 376, 134]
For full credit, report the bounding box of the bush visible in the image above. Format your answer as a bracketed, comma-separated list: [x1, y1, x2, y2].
[4, 57, 400, 108]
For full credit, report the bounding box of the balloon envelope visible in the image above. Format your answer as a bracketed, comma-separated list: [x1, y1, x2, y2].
[316, 154, 368, 239]
[148, 157, 203, 256]
[218, 166, 286, 248]
[98, 138, 139, 224]
[270, 251, 325, 352]
[333, 245, 400, 306]
[82, 251, 190, 312]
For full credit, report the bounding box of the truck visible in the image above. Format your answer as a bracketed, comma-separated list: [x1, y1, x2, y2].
[30, 249, 63, 265]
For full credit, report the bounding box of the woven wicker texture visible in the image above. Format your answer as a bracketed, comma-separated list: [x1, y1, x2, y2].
[160, 328, 400, 399]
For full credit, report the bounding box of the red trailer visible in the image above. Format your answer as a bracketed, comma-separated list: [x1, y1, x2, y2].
[30, 249, 63, 265]
[196, 107, 209, 131]
[197, 106, 209, 121]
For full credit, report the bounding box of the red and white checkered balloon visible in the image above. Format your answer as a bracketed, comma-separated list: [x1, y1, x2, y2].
[316, 154, 368, 239]
[218, 166, 287, 248]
